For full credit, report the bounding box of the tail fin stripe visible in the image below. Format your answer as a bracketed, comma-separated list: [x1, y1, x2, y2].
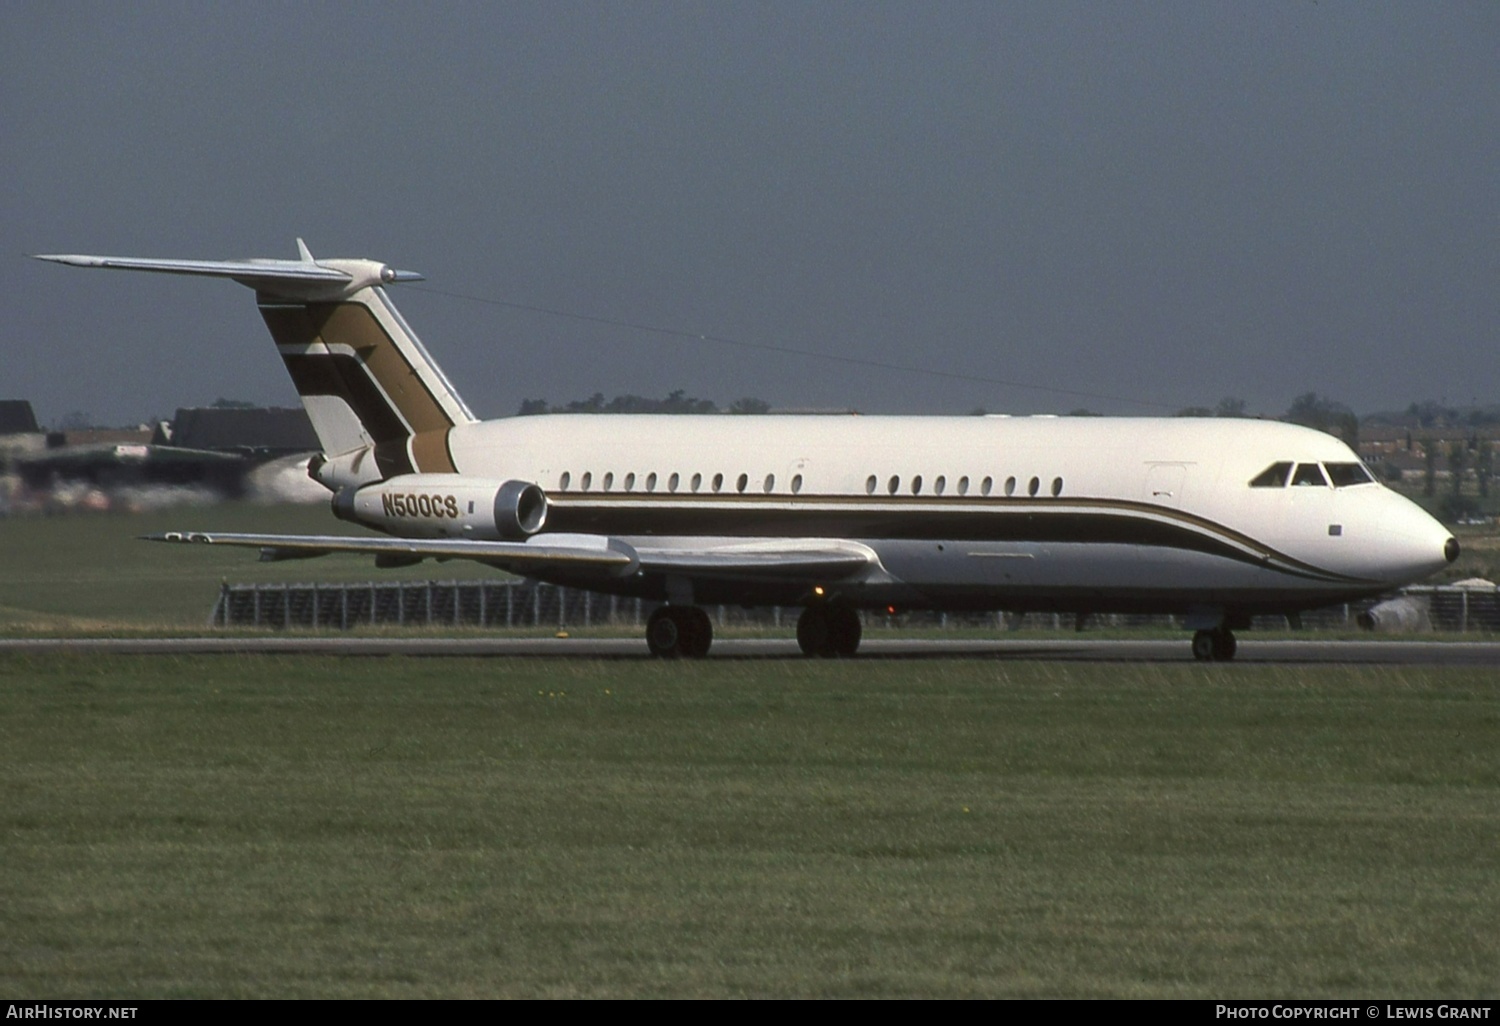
[279, 351, 408, 446]
[315, 302, 454, 435]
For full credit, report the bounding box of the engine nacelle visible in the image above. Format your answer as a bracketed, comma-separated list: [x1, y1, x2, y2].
[333, 474, 548, 540]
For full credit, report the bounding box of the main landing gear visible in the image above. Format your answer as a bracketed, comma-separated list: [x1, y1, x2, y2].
[645, 603, 863, 659]
[646, 605, 713, 659]
[796, 604, 862, 658]
[1191, 627, 1237, 662]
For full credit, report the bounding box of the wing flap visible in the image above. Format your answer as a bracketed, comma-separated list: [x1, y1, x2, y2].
[633, 540, 876, 579]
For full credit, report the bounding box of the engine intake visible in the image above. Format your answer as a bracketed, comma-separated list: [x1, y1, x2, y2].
[334, 474, 548, 540]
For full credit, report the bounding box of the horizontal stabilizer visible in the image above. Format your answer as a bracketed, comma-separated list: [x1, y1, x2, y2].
[35, 253, 353, 286]
[34, 241, 423, 293]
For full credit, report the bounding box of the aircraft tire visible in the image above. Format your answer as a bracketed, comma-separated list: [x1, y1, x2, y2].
[827, 605, 862, 657]
[647, 605, 713, 659]
[1191, 628, 1238, 662]
[681, 607, 713, 658]
[796, 606, 834, 658]
[646, 606, 684, 658]
[1211, 628, 1237, 662]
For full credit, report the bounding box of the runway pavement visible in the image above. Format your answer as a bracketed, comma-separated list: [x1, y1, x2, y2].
[4, 636, 1500, 664]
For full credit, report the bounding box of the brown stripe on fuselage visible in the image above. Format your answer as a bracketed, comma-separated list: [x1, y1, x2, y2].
[542, 494, 1369, 584]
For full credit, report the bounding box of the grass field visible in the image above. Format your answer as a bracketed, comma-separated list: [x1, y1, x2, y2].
[0, 504, 499, 634]
[2, 654, 1497, 998]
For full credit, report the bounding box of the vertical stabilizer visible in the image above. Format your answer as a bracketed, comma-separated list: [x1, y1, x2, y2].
[35, 243, 476, 486]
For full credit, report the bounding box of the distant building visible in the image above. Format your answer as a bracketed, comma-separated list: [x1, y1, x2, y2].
[0, 400, 40, 434]
[5, 404, 321, 513]
[162, 406, 318, 457]
[0, 400, 46, 459]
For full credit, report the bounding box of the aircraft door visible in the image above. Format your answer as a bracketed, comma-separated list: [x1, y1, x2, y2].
[1144, 463, 1188, 509]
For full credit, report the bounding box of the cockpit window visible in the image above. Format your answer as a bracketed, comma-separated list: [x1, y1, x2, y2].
[1291, 463, 1328, 487]
[1250, 462, 1293, 488]
[1324, 462, 1374, 487]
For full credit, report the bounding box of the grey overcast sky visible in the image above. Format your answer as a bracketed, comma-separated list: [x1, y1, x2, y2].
[3, 1, 1496, 426]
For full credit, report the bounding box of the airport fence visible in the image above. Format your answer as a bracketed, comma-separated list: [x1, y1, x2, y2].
[206, 580, 1500, 633]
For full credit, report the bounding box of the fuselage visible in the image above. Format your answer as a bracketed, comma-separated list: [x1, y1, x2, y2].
[429, 412, 1454, 616]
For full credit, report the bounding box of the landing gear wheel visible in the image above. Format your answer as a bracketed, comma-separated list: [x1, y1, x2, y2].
[797, 604, 862, 658]
[681, 606, 713, 659]
[647, 606, 713, 659]
[796, 605, 832, 657]
[1191, 628, 1237, 662]
[827, 605, 862, 657]
[647, 606, 684, 658]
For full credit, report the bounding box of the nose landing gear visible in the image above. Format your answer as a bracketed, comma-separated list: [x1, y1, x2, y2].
[1191, 627, 1237, 662]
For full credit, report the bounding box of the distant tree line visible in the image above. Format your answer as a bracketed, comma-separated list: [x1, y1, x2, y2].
[517, 391, 771, 416]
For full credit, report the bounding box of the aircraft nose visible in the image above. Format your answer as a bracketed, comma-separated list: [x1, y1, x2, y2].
[1370, 495, 1457, 583]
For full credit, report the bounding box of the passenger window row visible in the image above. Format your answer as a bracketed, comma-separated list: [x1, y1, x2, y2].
[556, 470, 803, 495]
[865, 474, 1064, 498]
[552, 470, 1067, 498]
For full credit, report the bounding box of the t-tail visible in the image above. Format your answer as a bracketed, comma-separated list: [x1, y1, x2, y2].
[34, 241, 475, 490]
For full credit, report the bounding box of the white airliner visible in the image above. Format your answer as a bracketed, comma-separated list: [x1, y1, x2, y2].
[37, 243, 1458, 660]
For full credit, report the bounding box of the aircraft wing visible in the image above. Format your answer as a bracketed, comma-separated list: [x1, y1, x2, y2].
[144, 531, 877, 581]
[145, 531, 640, 574]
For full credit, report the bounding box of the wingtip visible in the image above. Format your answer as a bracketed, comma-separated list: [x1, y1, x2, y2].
[33, 254, 100, 267]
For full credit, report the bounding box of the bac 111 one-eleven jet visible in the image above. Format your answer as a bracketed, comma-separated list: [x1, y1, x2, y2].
[37, 242, 1458, 660]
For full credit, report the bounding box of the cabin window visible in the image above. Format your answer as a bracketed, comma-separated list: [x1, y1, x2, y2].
[934, 475, 946, 495]
[888, 475, 900, 496]
[911, 475, 923, 495]
[1291, 463, 1328, 487]
[1028, 476, 1040, 497]
[736, 473, 749, 494]
[712, 473, 724, 493]
[981, 476, 993, 496]
[866, 475, 877, 495]
[1051, 477, 1063, 497]
[1249, 462, 1293, 488]
[602, 472, 614, 491]
[791, 474, 803, 494]
[624, 472, 636, 491]
[581, 471, 593, 491]
[1325, 462, 1375, 487]
[763, 473, 776, 493]
[1004, 476, 1016, 497]
[645, 472, 657, 492]
[957, 476, 969, 496]
[559, 471, 571, 491]
[691, 472, 702, 492]
[668, 472, 679, 493]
